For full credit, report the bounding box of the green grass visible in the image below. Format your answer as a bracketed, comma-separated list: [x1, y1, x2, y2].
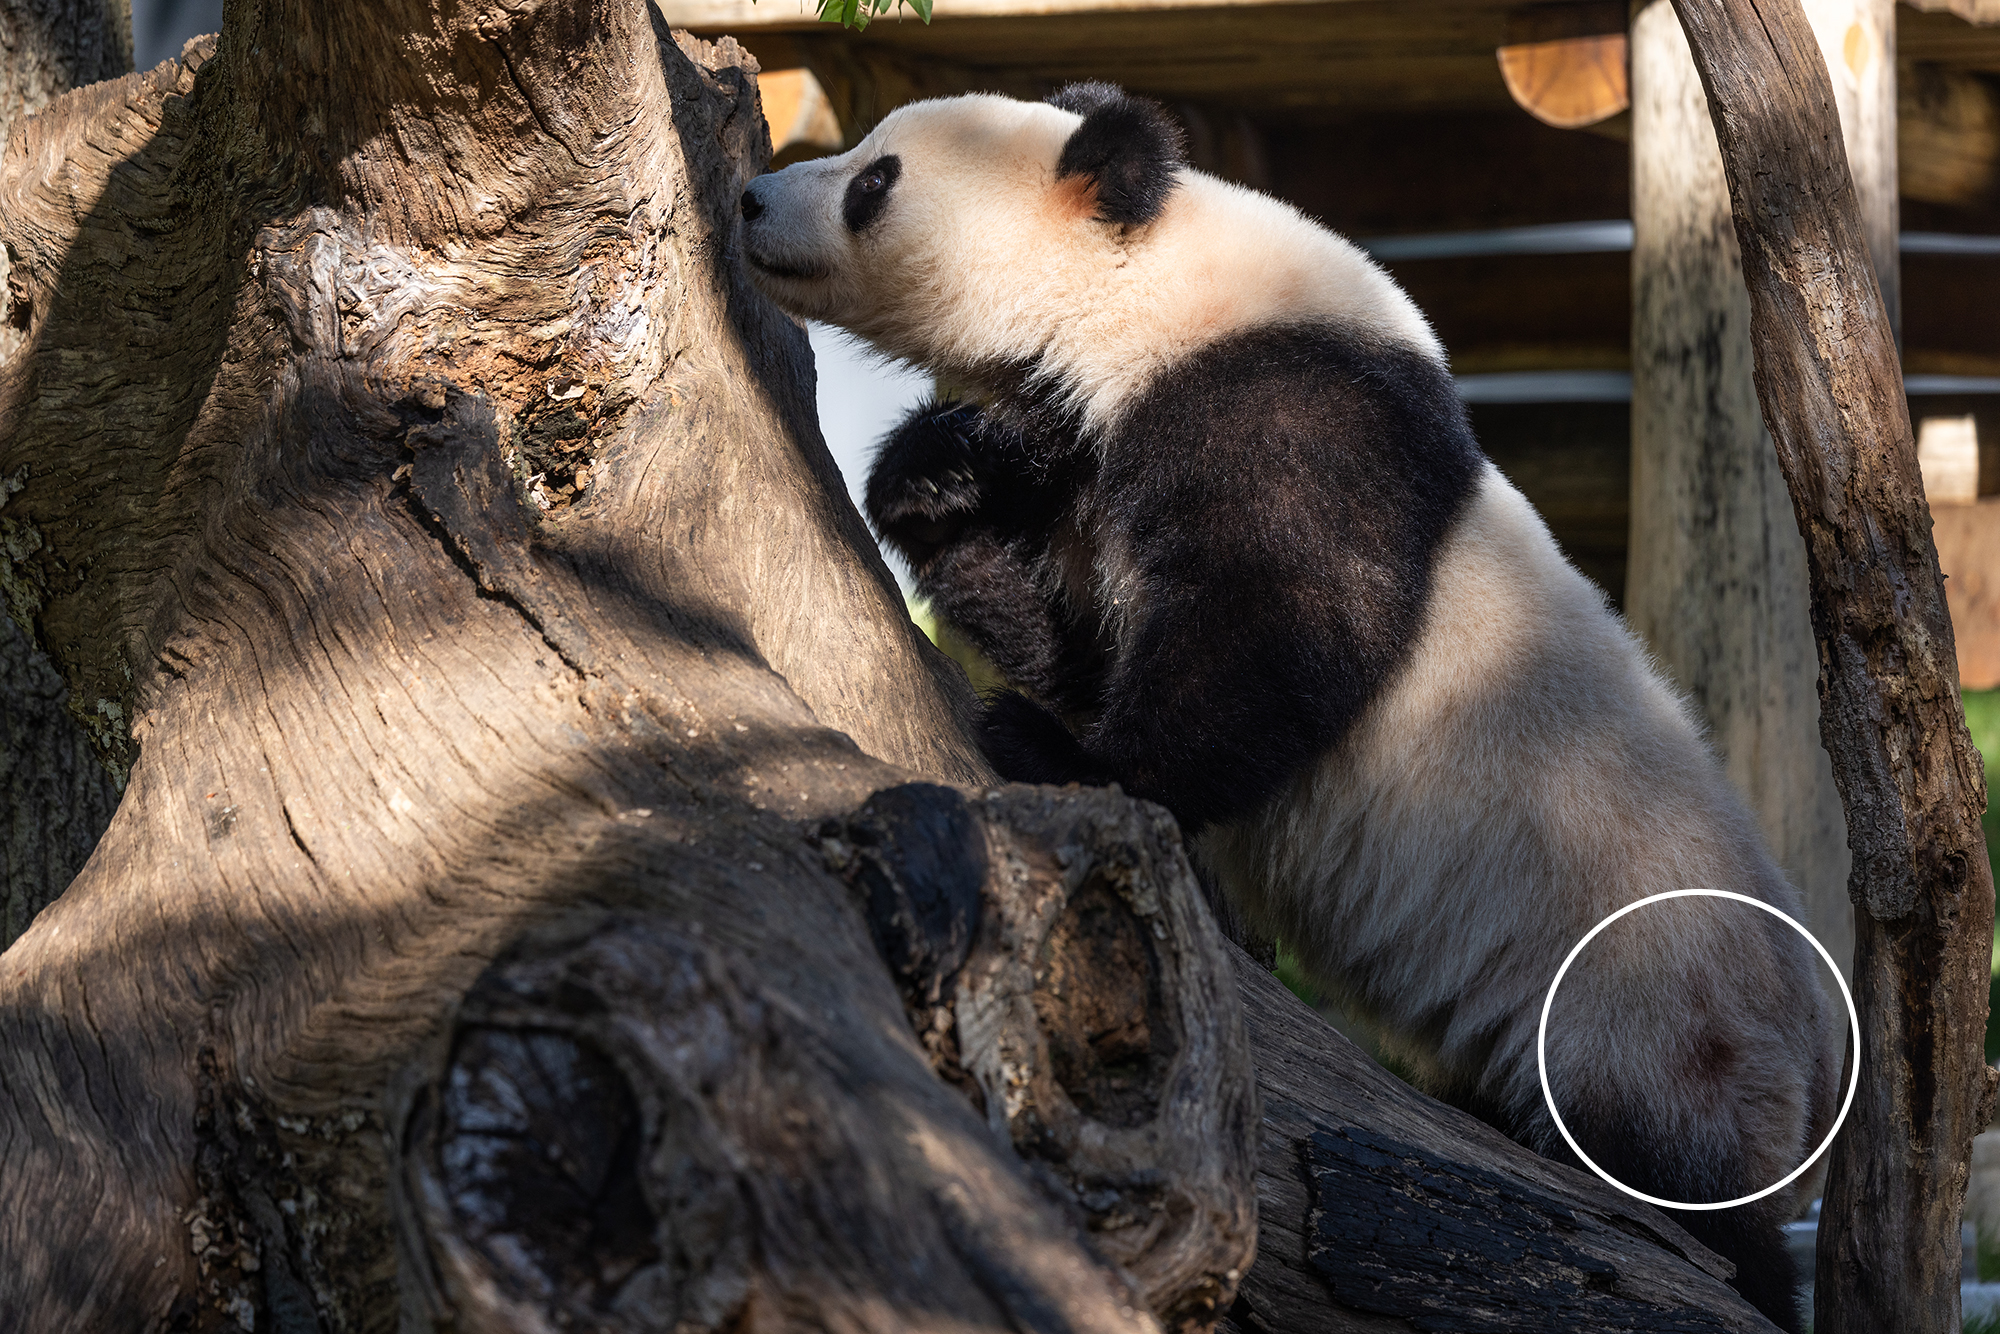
[1969, 690, 2000, 1064]
[907, 597, 1008, 697]
[1274, 941, 1318, 1007]
[1964, 1310, 2000, 1334]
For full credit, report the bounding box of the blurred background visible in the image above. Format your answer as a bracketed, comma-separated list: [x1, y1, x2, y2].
[132, 0, 219, 69]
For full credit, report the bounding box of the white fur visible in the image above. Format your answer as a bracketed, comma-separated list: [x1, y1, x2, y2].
[745, 94, 1440, 430]
[1201, 466, 1839, 1188]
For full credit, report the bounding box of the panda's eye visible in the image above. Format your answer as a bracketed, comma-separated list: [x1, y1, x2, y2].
[844, 154, 901, 233]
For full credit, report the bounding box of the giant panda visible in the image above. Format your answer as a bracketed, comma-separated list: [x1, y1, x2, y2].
[740, 81, 1842, 1330]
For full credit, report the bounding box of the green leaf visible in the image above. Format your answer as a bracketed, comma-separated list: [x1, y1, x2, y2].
[813, 0, 864, 27]
[813, 0, 933, 30]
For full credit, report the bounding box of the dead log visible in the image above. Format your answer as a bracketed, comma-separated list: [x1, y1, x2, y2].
[392, 785, 1258, 1332]
[1666, 0, 2000, 1328]
[1220, 953, 1783, 1334]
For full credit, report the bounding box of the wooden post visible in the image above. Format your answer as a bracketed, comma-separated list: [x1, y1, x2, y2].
[1658, 0, 1998, 1325]
[1629, 0, 1896, 995]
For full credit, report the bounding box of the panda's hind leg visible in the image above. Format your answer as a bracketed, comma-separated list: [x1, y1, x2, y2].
[1675, 1203, 1803, 1333]
[1556, 1098, 1805, 1331]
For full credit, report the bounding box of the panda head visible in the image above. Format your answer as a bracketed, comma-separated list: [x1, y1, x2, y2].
[740, 83, 1188, 378]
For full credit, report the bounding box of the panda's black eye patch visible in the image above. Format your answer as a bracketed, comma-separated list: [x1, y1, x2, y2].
[843, 155, 901, 233]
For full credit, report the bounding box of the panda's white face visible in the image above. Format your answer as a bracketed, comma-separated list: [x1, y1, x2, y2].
[741, 95, 1105, 377]
[741, 87, 1442, 426]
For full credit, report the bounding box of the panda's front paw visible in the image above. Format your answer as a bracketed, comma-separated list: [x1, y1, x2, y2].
[980, 692, 1115, 789]
[866, 401, 990, 565]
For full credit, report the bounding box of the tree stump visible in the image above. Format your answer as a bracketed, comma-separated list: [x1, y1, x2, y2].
[0, 5, 1256, 1326]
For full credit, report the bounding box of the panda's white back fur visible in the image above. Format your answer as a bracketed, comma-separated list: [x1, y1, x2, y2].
[1203, 469, 1837, 1188]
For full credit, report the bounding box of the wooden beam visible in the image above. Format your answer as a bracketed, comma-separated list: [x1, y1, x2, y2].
[1904, 0, 2000, 30]
[1497, 0, 1633, 129]
[680, 0, 1534, 117]
[687, 0, 2000, 123]
[1498, 34, 1631, 127]
[1899, 6, 2000, 73]
[1900, 60, 2000, 208]
[662, 0, 1346, 29]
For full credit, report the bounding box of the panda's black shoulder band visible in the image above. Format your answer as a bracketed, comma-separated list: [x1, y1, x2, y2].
[1049, 83, 1186, 228]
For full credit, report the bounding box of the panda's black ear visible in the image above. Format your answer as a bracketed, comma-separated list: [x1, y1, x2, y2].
[1048, 82, 1186, 228]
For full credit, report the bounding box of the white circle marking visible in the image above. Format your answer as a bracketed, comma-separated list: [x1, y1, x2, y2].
[1535, 888, 1861, 1211]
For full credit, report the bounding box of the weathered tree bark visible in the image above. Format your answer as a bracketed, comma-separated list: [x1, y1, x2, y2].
[0, 611, 119, 939]
[1666, 0, 1999, 1328]
[0, 0, 129, 944]
[1220, 953, 1783, 1334]
[0, 0, 128, 137]
[1629, 0, 1898, 995]
[0, 4, 1267, 1327]
[393, 786, 1260, 1333]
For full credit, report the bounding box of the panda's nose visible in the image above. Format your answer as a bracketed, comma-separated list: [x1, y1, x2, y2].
[741, 185, 766, 222]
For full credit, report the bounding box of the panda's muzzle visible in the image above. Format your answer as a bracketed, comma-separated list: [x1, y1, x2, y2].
[744, 248, 826, 282]
[740, 181, 830, 282]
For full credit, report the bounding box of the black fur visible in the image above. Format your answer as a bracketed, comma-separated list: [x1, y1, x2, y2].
[1048, 82, 1186, 227]
[1527, 1099, 1804, 1330]
[868, 323, 1482, 833]
[843, 154, 901, 233]
[867, 400, 1111, 717]
[1682, 1207, 1801, 1331]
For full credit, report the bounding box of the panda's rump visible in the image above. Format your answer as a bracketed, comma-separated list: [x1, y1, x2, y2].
[1201, 464, 1840, 1196]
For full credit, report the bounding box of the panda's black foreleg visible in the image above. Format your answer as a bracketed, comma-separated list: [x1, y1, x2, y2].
[916, 534, 1079, 705]
[979, 691, 1118, 789]
[865, 400, 996, 571]
[867, 399, 1106, 713]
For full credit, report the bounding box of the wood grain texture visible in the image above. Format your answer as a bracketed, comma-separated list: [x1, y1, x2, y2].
[0, 2, 1259, 1328]
[1666, 0, 2000, 1327]
[0, 0, 129, 944]
[1221, 955, 1784, 1333]
[1496, 33, 1630, 129]
[1628, 0, 1861, 994]
[0, 613, 118, 942]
